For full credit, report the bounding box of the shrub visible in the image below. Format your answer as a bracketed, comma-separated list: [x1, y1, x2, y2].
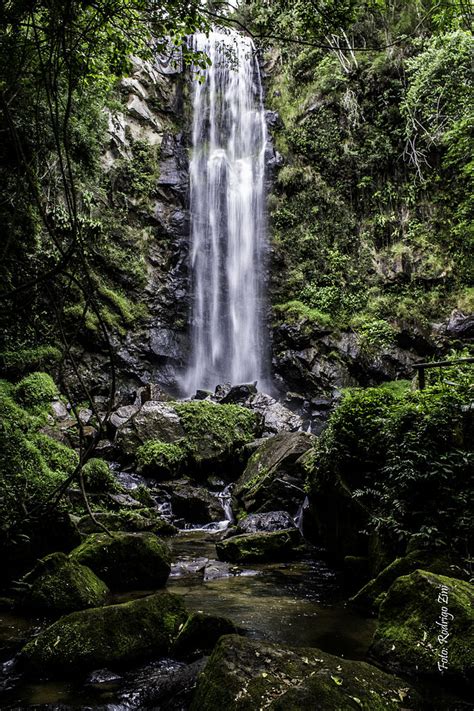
[309, 374, 473, 553]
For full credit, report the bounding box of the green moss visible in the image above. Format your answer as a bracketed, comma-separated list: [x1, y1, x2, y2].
[83, 458, 118, 493]
[216, 529, 301, 564]
[137, 440, 186, 477]
[173, 401, 259, 464]
[33, 434, 79, 476]
[0, 346, 61, 372]
[70, 531, 171, 590]
[350, 550, 464, 612]
[22, 552, 109, 613]
[14, 372, 58, 410]
[20, 591, 187, 676]
[371, 570, 474, 682]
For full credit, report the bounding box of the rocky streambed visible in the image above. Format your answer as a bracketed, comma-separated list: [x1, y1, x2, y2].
[1, 384, 472, 710]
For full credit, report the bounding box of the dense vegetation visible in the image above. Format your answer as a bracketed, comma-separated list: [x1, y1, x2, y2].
[242, 1, 473, 351]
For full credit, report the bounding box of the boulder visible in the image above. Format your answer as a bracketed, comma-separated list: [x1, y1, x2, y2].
[20, 592, 187, 676]
[76, 510, 177, 536]
[350, 550, 462, 612]
[70, 532, 171, 590]
[115, 401, 185, 457]
[216, 529, 302, 563]
[115, 400, 260, 476]
[233, 432, 314, 515]
[213, 386, 304, 434]
[231, 511, 296, 535]
[370, 570, 474, 685]
[169, 483, 225, 524]
[21, 552, 109, 613]
[190, 635, 421, 710]
[172, 612, 237, 659]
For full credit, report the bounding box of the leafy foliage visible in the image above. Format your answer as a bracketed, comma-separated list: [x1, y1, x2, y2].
[310, 363, 474, 551]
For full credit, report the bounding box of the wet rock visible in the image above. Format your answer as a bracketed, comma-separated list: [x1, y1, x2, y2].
[109, 404, 139, 433]
[172, 612, 238, 659]
[446, 309, 474, 339]
[70, 532, 171, 590]
[137, 382, 173, 404]
[190, 635, 421, 710]
[171, 557, 209, 577]
[168, 484, 225, 524]
[20, 552, 109, 613]
[107, 492, 143, 509]
[370, 570, 474, 685]
[233, 511, 296, 535]
[219, 382, 258, 404]
[20, 592, 187, 677]
[50, 399, 68, 420]
[216, 529, 302, 563]
[233, 431, 314, 515]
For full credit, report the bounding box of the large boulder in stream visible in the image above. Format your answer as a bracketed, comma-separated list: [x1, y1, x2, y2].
[70, 532, 171, 590]
[370, 570, 474, 685]
[216, 529, 302, 563]
[20, 592, 187, 676]
[20, 552, 109, 613]
[233, 431, 314, 515]
[190, 635, 422, 710]
[230, 511, 297, 535]
[115, 400, 261, 476]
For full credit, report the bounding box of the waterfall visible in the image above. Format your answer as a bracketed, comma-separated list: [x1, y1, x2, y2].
[183, 30, 268, 395]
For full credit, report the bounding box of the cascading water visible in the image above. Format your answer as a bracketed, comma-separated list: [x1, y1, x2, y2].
[183, 30, 269, 395]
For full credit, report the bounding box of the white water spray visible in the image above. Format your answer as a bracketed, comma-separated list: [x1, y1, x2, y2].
[183, 30, 268, 395]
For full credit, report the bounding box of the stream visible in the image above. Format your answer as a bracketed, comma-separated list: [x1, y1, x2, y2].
[0, 529, 377, 709]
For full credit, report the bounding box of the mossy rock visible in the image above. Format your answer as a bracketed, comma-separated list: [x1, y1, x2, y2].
[190, 635, 421, 710]
[172, 612, 238, 659]
[20, 592, 187, 677]
[14, 372, 58, 409]
[233, 432, 314, 515]
[76, 510, 177, 536]
[83, 458, 118, 493]
[21, 552, 109, 613]
[70, 532, 171, 590]
[216, 529, 302, 563]
[351, 550, 463, 613]
[370, 570, 474, 685]
[116, 400, 260, 476]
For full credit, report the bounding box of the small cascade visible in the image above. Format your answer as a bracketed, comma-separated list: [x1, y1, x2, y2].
[218, 483, 235, 523]
[294, 496, 310, 534]
[183, 29, 269, 395]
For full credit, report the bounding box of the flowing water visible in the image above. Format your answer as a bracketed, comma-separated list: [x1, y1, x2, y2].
[183, 30, 269, 395]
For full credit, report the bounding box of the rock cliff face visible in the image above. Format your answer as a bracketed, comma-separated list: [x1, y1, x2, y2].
[86, 52, 191, 399]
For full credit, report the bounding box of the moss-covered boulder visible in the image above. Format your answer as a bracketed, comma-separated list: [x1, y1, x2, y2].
[70, 532, 171, 590]
[351, 550, 462, 613]
[76, 510, 177, 536]
[216, 529, 302, 563]
[190, 635, 421, 710]
[233, 432, 314, 515]
[21, 552, 109, 613]
[172, 612, 237, 659]
[116, 400, 261, 476]
[20, 592, 187, 676]
[370, 570, 474, 685]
